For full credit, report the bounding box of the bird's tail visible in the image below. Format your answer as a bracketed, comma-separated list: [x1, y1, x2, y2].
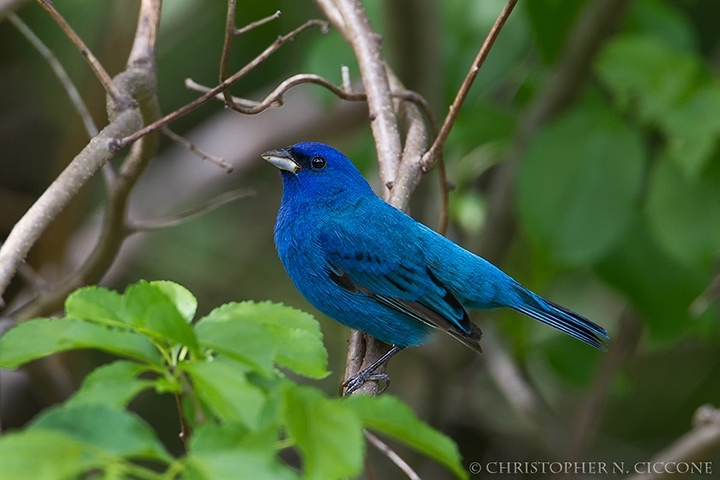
[511, 287, 609, 351]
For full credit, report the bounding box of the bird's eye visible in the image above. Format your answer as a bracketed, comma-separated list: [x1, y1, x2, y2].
[311, 156, 326, 169]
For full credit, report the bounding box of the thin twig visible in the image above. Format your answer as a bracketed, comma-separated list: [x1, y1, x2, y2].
[420, 0, 518, 171]
[235, 9, 281, 35]
[220, 5, 282, 107]
[364, 430, 422, 480]
[161, 128, 234, 172]
[128, 189, 255, 232]
[36, 0, 127, 108]
[115, 19, 329, 150]
[9, 13, 98, 138]
[185, 78, 281, 109]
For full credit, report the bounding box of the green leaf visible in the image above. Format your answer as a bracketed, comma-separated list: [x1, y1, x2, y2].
[518, 105, 645, 264]
[183, 358, 266, 429]
[0, 430, 108, 480]
[152, 280, 198, 322]
[282, 385, 363, 480]
[196, 302, 328, 379]
[345, 394, 467, 480]
[595, 217, 713, 343]
[646, 156, 720, 265]
[123, 280, 200, 352]
[65, 286, 125, 326]
[626, 0, 697, 52]
[186, 423, 299, 480]
[661, 84, 720, 179]
[597, 35, 700, 123]
[31, 404, 171, 462]
[0, 318, 162, 368]
[66, 360, 156, 409]
[195, 315, 276, 377]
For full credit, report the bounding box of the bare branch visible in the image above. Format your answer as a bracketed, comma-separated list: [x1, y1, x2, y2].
[626, 405, 720, 480]
[421, 0, 518, 171]
[365, 430, 422, 480]
[162, 128, 234, 172]
[128, 189, 254, 232]
[115, 19, 329, 150]
[36, 0, 128, 108]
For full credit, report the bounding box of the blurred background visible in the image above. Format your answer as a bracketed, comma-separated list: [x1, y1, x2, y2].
[1, 0, 719, 478]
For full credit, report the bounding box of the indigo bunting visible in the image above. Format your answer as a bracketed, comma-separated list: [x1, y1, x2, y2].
[264, 142, 608, 393]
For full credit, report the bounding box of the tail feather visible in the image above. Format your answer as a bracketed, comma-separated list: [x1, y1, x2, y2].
[512, 289, 609, 351]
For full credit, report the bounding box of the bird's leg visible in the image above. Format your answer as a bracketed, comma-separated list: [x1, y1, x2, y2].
[342, 345, 404, 396]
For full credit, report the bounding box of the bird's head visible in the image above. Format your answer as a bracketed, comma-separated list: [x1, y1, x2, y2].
[262, 142, 375, 203]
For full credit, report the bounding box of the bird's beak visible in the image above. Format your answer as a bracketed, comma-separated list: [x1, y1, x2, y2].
[262, 148, 300, 173]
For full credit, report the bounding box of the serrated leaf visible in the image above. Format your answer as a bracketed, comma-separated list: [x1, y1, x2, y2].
[196, 302, 328, 379]
[646, 156, 720, 265]
[31, 404, 171, 462]
[152, 280, 197, 322]
[345, 394, 467, 480]
[518, 105, 645, 264]
[0, 430, 107, 480]
[65, 286, 125, 326]
[123, 281, 200, 353]
[66, 360, 156, 408]
[0, 318, 162, 368]
[282, 385, 363, 480]
[183, 358, 266, 429]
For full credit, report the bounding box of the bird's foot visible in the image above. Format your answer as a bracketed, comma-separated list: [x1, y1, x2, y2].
[342, 371, 389, 396]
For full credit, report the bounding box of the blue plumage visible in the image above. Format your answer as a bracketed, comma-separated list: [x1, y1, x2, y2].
[264, 142, 609, 356]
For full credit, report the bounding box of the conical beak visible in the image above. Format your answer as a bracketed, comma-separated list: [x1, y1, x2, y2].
[262, 148, 300, 173]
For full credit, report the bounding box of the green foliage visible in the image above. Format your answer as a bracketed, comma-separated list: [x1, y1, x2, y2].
[0, 281, 466, 479]
[517, 104, 646, 265]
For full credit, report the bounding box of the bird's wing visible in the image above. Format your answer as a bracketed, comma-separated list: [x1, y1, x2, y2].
[320, 228, 482, 351]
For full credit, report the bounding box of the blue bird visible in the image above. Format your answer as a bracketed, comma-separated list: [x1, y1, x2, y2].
[263, 142, 609, 394]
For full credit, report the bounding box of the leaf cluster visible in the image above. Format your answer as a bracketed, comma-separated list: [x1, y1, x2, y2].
[0, 281, 466, 480]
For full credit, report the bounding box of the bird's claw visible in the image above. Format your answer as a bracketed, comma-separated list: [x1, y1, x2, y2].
[342, 372, 390, 396]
